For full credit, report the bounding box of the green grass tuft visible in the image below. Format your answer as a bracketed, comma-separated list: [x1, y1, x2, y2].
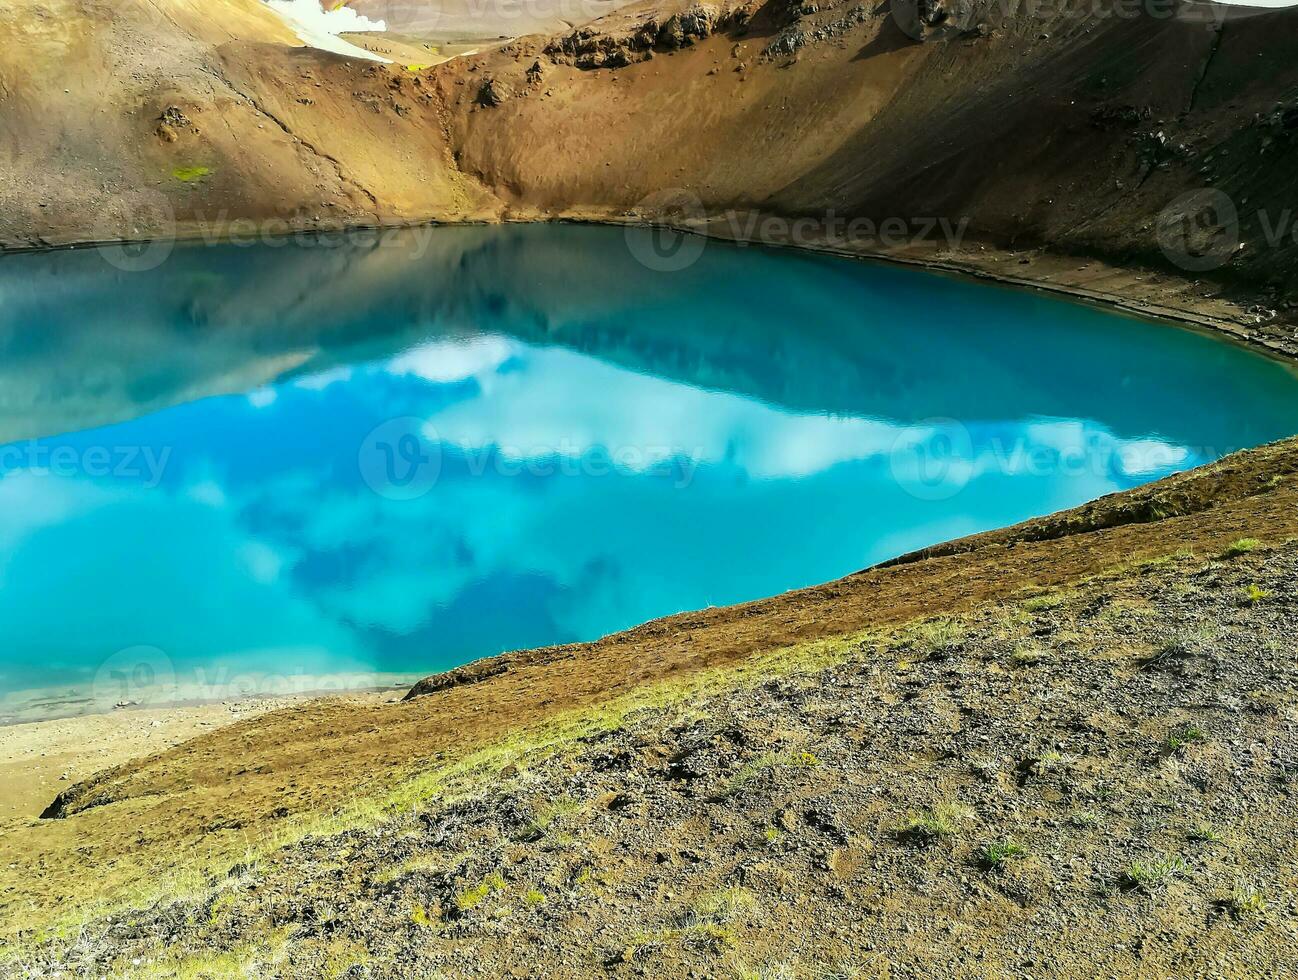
[1022, 593, 1064, 613]
[1163, 725, 1207, 755]
[1122, 856, 1188, 893]
[690, 886, 756, 925]
[1221, 538, 1261, 558]
[115, 926, 293, 979]
[910, 619, 966, 658]
[454, 871, 506, 912]
[978, 838, 1027, 869]
[516, 797, 581, 842]
[899, 802, 972, 844]
[522, 888, 546, 908]
[1187, 822, 1222, 843]
[1227, 880, 1268, 918]
[713, 750, 820, 800]
[373, 853, 449, 885]
[1032, 750, 1069, 775]
[1241, 584, 1272, 606]
[1010, 643, 1046, 667]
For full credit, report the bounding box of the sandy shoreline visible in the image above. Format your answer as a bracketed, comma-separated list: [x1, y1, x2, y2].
[0, 675, 421, 823]
[0, 671, 425, 727]
[0, 689, 411, 823]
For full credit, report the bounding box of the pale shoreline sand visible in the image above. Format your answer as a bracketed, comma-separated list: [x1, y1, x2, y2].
[0, 679, 421, 823]
[0, 672, 424, 727]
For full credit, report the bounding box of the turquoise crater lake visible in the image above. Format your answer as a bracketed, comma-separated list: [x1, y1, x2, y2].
[2, 224, 1297, 719]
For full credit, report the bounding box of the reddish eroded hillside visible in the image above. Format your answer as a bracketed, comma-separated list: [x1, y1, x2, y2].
[3, 0, 1297, 334]
[437, 0, 1298, 309]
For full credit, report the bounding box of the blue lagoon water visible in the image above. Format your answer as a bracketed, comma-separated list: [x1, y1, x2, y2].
[2, 224, 1297, 717]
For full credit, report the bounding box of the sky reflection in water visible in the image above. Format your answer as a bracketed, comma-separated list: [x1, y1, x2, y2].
[1, 224, 1297, 710]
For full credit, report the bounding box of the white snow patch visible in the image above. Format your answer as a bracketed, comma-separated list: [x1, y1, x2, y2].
[264, 1, 390, 62]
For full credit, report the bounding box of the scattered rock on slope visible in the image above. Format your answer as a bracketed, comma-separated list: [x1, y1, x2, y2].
[544, 3, 745, 70]
[155, 105, 194, 142]
[892, 0, 976, 42]
[477, 76, 511, 107]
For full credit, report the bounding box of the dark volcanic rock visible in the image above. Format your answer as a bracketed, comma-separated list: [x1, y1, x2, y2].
[891, 0, 976, 42]
[404, 659, 510, 698]
[546, 4, 735, 70]
[477, 76, 510, 107]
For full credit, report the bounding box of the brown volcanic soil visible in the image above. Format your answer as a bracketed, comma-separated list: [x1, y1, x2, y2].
[0, 694, 324, 821]
[0, 0, 499, 248]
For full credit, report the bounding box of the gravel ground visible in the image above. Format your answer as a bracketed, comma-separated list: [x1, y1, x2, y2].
[12, 542, 1298, 979]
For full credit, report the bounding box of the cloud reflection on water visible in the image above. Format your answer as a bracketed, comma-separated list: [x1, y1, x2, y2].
[2, 225, 1297, 704]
